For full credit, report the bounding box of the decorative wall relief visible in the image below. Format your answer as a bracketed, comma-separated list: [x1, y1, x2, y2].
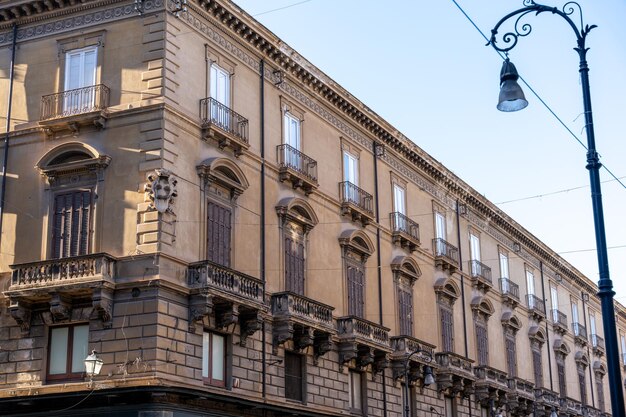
[145, 168, 178, 214]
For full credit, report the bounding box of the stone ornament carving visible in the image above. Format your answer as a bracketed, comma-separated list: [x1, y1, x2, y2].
[145, 169, 178, 213]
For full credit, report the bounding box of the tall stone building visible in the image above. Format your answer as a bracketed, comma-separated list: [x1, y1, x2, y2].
[0, 0, 624, 416]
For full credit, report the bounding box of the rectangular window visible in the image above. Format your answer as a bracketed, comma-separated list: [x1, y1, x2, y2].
[440, 307, 454, 352]
[499, 251, 509, 279]
[505, 337, 517, 377]
[557, 362, 567, 397]
[343, 151, 358, 185]
[572, 302, 580, 335]
[202, 331, 226, 387]
[206, 201, 232, 267]
[435, 211, 446, 240]
[285, 351, 305, 402]
[284, 112, 301, 150]
[393, 184, 406, 215]
[47, 324, 89, 380]
[348, 370, 365, 413]
[64, 46, 97, 112]
[550, 286, 559, 322]
[475, 323, 488, 366]
[52, 190, 93, 259]
[526, 268, 536, 308]
[578, 372, 587, 405]
[621, 334, 626, 365]
[469, 233, 480, 262]
[285, 235, 305, 295]
[398, 286, 413, 336]
[532, 349, 543, 388]
[210, 63, 230, 107]
[444, 396, 456, 417]
[596, 377, 605, 411]
[347, 260, 365, 318]
[590, 313, 598, 346]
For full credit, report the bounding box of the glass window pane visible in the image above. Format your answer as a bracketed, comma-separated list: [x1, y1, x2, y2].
[350, 371, 362, 410]
[83, 50, 96, 86]
[435, 212, 446, 239]
[202, 332, 209, 378]
[211, 333, 225, 382]
[49, 327, 69, 375]
[71, 325, 89, 373]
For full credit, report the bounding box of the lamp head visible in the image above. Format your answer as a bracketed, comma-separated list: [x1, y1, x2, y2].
[497, 58, 528, 112]
[84, 350, 103, 377]
[422, 365, 435, 386]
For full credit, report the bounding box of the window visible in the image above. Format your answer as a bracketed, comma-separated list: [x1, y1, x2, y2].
[436, 281, 459, 353]
[285, 228, 305, 294]
[444, 396, 456, 417]
[557, 362, 567, 397]
[532, 349, 543, 388]
[52, 189, 93, 258]
[343, 151, 359, 185]
[402, 383, 417, 417]
[596, 375, 605, 411]
[340, 230, 373, 319]
[398, 282, 413, 336]
[441, 306, 454, 352]
[284, 112, 301, 151]
[499, 251, 509, 279]
[572, 301, 580, 335]
[348, 370, 365, 414]
[550, 286, 559, 322]
[469, 233, 480, 262]
[64, 46, 97, 112]
[285, 351, 305, 402]
[392, 258, 420, 337]
[393, 184, 406, 215]
[475, 323, 488, 366]
[526, 268, 536, 308]
[505, 336, 517, 377]
[589, 313, 598, 346]
[210, 63, 230, 107]
[47, 324, 89, 380]
[202, 331, 226, 387]
[435, 211, 446, 240]
[621, 334, 626, 365]
[206, 201, 232, 267]
[578, 372, 587, 405]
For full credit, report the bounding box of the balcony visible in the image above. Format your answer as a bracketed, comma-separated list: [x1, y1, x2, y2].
[550, 309, 568, 335]
[433, 238, 459, 272]
[337, 316, 391, 376]
[582, 406, 605, 417]
[473, 366, 509, 408]
[188, 260, 265, 345]
[277, 144, 318, 195]
[572, 322, 588, 346]
[39, 84, 110, 135]
[591, 334, 605, 356]
[526, 294, 545, 321]
[560, 397, 583, 415]
[271, 291, 335, 361]
[339, 181, 374, 226]
[506, 377, 535, 415]
[6, 253, 117, 334]
[469, 260, 492, 292]
[535, 388, 561, 413]
[435, 352, 475, 398]
[390, 212, 420, 252]
[200, 97, 249, 157]
[390, 336, 436, 382]
[499, 278, 520, 308]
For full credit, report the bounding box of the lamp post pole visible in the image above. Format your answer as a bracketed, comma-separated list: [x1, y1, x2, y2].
[403, 348, 434, 417]
[489, 2, 624, 416]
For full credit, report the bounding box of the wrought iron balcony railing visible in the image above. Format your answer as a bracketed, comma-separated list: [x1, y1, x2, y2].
[551, 309, 568, 328]
[499, 278, 520, 300]
[433, 238, 459, 267]
[188, 259, 263, 305]
[339, 181, 373, 216]
[390, 212, 420, 243]
[526, 294, 545, 316]
[277, 144, 318, 183]
[591, 334, 604, 351]
[572, 322, 587, 340]
[200, 97, 249, 143]
[10, 253, 116, 289]
[469, 260, 492, 284]
[41, 84, 110, 121]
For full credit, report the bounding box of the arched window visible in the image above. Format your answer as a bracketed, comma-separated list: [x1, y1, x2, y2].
[36, 143, 110, 259]
[501, 313, 522, 377]
[471, 297, 494, 366]
[197, 157, 249, 267]
[391, 256, 421, 337]
[276, 197, 318, 295]
[434, 277, 460, 352]
[529, 326, 547, 388]
[339, 230, 374, 318]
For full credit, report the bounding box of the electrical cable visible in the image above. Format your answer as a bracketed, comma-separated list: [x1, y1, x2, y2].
[252, 0, 313, 17]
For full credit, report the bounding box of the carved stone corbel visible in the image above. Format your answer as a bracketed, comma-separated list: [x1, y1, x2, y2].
[239, 310, 262, 347]
[188, 294, 214, 332]
[91, 287, 113, 328]
[293, 326, 314, 351]
[50, 293, 72, 322]
[356, 346, 374, 369]
[216, 303, 239, 329]
[371, 351, 389, 380]
[9, 298, 32, 336]
[313, 332, 333, 364]
[272, 319, 294, 354]
[338, 342, 358, 370]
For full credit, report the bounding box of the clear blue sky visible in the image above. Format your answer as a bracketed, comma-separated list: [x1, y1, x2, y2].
[235, 0, 626, 304]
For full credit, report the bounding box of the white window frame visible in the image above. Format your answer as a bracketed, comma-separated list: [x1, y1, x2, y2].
[435, 211, 446, 240]
[393, 184, 406, 215]
[550, 286, 559, 322]
[348, 369, 364, 413]
[499, 251, 509, 279]
[469, 232, 481, 262]
[210, 63, 231, 107]
[202, 331, 226, 387]
[47, 323, 89, 380]
[283, 111, 301, 150]
[343, 150, 359, 186]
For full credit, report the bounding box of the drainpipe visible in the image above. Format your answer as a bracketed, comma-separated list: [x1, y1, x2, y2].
[0, 24, 17, 252]
[455, 200, 470, 416]
[372, 141, 387, 416]
[259, 59, 267, 399]
[539, 261, 555, 392]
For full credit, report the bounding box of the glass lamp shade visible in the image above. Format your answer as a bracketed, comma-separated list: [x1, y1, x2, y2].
[84, 350, 103, 377]
[422, 365, 435, 386]
[497, 58, 528, 112]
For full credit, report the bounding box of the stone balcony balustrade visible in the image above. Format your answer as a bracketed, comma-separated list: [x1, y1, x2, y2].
[337, 316, 391, 377]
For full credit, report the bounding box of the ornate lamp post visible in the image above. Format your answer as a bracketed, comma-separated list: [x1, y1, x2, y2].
[488, 2, 624, 416]
[402, 348, 435, 417]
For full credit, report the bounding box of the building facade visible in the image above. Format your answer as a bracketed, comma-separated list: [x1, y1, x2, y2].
[0, 0, 624, 416]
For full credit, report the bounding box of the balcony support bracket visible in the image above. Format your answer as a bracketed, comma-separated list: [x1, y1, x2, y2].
[91, 287, 113, 328]
[9, 298, 32, 336]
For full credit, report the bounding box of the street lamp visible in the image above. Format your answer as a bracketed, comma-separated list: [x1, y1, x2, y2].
[84, 350, 103, 381]
[488, 2, 625, 417]
[402, 348, 435, 417]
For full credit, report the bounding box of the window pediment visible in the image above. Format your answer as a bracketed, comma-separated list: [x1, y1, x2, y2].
[391, 256, 421, 284]
[339, 229, 374, 260]
[471, 296, 494, 319]
[501, 312, 522, 333]
[36, 143, 110, 186]
[276, 197, 318, 232]
[197, 157, 249, 201]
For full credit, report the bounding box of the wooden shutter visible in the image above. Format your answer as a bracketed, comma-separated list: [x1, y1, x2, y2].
[285, 236, 305, 295]
[398, 286, 413, 336]
[557, 363, 567, 397]
[440, 307, 454, 352]
[532, 350, 543, 387]
[52, 190, 92, 258]
[284, 352, 303, 401]
[579, 373, 587, 405]
[347, 262, 364, 318]
[475, 324, 488, 366]
[597, 379, 605, 411]
[505, 337, 517, 377]
[207, 202, 231, 267]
